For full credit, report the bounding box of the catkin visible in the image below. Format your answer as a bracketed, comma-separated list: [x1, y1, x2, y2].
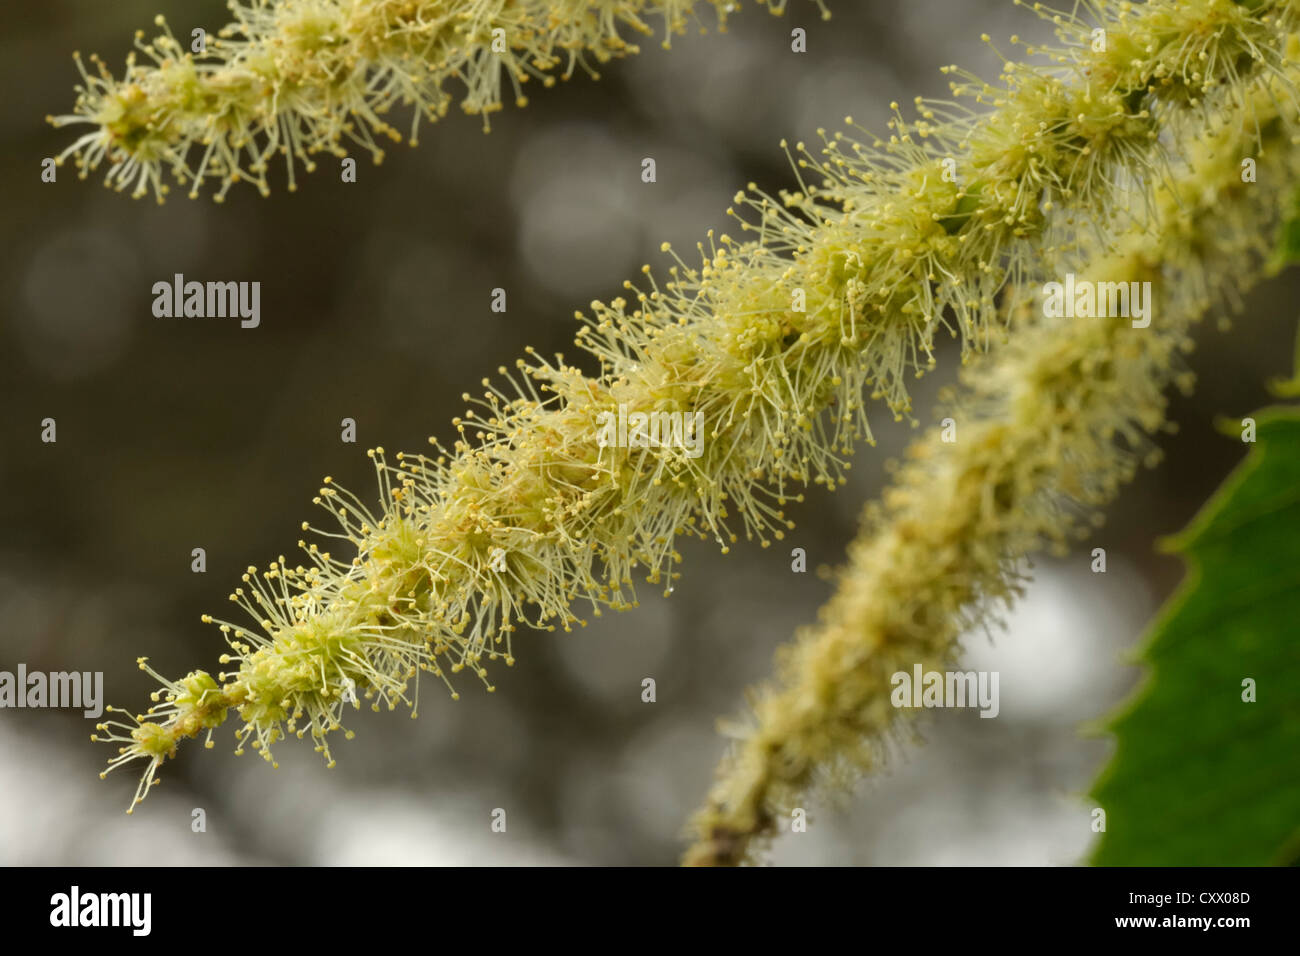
[87, 0, 1300, 814]
[49, 0, 825, 202]
[683, 51, 1300, 865]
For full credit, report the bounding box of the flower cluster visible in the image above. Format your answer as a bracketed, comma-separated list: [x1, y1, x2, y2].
[87, 0, 1300, 815]
[684, 43, 1300, 864]
[49, 0, 832, 202]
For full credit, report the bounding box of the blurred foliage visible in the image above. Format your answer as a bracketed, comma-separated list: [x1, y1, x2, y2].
[1268, 185, 1300, 275]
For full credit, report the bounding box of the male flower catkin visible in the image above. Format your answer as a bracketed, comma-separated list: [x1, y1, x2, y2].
[48, 0, 827, 202]
[685, 49, 1300, 865]
[89, 0, 1299, 812]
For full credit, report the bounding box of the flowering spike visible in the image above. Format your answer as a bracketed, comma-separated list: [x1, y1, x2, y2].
[685, 38, 1300, 865]
[48, 0, 807, 202]
[91, 0, 1300, 813]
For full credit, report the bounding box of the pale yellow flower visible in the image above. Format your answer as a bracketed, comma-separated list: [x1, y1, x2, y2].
[86, 0, 1300, 818]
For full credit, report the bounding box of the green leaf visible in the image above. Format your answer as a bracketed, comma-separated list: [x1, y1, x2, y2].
[1089, 408, 1300, 865]
[1268, 184, 1300, 275]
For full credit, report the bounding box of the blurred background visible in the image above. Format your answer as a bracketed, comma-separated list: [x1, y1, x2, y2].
[2, 0, 1297, 866]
